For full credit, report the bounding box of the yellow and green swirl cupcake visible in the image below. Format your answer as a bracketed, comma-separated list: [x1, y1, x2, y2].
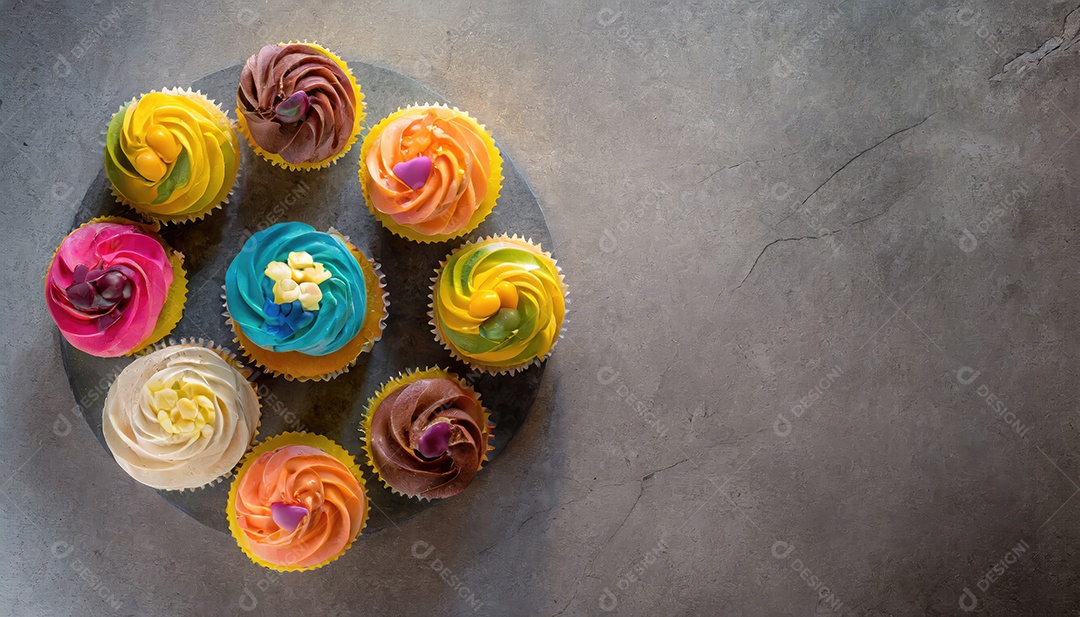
[105, 88, 241, 224]
[430, 235, 567, 374]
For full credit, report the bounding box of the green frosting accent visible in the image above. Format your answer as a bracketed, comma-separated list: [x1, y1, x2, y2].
[151, 149, 190, 205]
[105, 103, 137, 177]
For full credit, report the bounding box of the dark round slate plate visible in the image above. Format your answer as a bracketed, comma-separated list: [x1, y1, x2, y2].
[61, 60, 551, 534]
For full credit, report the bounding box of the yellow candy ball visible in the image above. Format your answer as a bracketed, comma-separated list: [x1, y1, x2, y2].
[145, 124, 181, 162]
[468, 290, 501, 318]
[134, 149, 167, 182]
[495, 281, 519, 309]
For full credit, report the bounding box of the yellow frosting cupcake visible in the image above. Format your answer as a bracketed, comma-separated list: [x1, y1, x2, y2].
[105, 88, 240, 224]
[430, 235, 567, 374]
[359, 104, 503, 243]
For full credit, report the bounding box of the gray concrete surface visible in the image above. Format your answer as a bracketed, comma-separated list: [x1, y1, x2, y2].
[2, 0, 1079, 615]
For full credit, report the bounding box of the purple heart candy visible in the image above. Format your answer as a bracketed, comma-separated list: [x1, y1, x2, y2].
[270, 502, 309, 532]
[275, 91, 310, 123]
[417, 421, 453, 459]
[392, 156, 433, 191]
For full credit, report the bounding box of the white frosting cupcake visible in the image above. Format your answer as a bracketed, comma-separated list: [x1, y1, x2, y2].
[103, 344, 261, 490]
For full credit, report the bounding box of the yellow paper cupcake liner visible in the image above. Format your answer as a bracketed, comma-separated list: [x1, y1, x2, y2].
[124, 338, 263, 491]
[46, 216, 188, 358]
[236, 41, 365, 172]
[224, 231, 388, 382]
[226, 431, 369, 572]
[360, 367, 493, 500]
[358, 103, 504, 243]
[429, 234, 569, 375]
[107, 88, 242, 225]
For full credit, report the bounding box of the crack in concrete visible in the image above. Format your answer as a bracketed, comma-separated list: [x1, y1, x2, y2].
[695, 150, 806, 185]
[475, 497, 588, 558]
[642, 458, 690, 482]
[735, 111, 947, 289]
[549, 588, 580, 617]
[991, 4, 1080, 81]
[797, 111, 940, 212]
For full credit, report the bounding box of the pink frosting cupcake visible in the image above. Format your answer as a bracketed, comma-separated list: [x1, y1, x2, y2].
[45, 218, 187, 357]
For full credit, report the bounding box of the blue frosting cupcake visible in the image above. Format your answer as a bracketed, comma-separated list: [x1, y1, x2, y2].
[225, 222, 387, 380]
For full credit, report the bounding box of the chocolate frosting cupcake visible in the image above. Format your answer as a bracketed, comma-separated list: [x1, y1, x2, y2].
[365, 373, 490, 499]
[237, 43, 360, 166]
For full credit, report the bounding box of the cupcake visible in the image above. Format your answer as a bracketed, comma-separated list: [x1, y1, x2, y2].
[224, 222, 387, 381]
[236, 42, 363, 170]
[105, 88, 241, 224]
[227, 432, 368, 571]
[431, 235, 567, 374]
[362, 368, 492, 499]
[359, 104, 503, 243]
[101, 342, 261, 490]
[45, 217, 187, 357]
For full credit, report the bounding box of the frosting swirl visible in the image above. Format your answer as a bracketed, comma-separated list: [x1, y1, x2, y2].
[434, 238, 565, 369]
[102, 345, 260, 490]
[237, 43, 359, 165]
[363, 106, 497, 237]
[367, 376, 489, 499]
[45, 220, 177, 357]
[234, 444, 366, 568]
[105, 89, 240, 221]
[226, 222, 367, 356]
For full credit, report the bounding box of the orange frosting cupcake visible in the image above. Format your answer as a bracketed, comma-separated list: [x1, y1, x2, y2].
[359, 104, 503, 243]
[229, 433, 367, 570]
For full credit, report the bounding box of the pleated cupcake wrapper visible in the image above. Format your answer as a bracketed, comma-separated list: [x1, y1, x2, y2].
[223, 231, 389, 382]
[104, 339, 263, 492]
[236, 41, 365, 172]
[107, 88, 242, 225]
[47, 216, 188, 358]
[226, 431, 370, 572]
[358, 103, 504, 243]
[359, 367, 494, 501]
[429, 234, 569, 376]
